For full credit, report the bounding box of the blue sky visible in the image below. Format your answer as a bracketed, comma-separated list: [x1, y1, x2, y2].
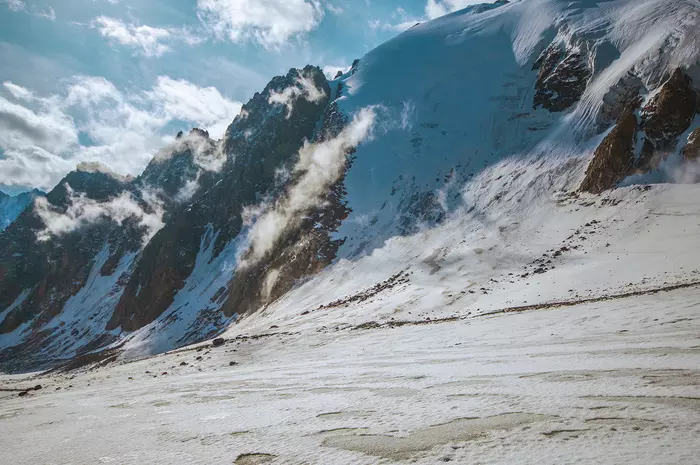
[0, 0, 486, 194]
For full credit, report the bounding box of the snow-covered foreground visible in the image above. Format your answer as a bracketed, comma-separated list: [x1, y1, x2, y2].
[1, 284, 698, 464]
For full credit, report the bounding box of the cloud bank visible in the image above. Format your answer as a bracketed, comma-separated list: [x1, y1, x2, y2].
[0, 76, 242, 191]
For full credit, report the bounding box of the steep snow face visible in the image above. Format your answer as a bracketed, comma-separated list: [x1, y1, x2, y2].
[0, 190, 43, 231]
[221, 0, 700, 338]
[330, 0, 700, 257]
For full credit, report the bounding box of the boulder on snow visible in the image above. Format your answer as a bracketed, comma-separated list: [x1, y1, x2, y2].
[212, 337, 226, 347]
[580, 102, 640, 194]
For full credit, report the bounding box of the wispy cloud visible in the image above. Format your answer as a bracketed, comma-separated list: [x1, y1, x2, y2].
[89, 16, 204, 57]
[268, 72, 327, 118]
[196, 0, 324, 49]
[34, 184, 165, 244]
[3, 0, 56, 20]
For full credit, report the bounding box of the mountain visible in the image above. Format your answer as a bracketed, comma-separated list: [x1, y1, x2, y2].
[0, 190, 44, 232]
[1, 0, 700, 372]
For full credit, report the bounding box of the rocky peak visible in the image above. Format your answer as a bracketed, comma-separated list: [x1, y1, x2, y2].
[190, 128, 210, 139]
[105, 65, 332, 333]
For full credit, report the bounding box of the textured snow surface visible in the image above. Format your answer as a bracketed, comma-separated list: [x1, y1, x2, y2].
[1, 287, 698, 464]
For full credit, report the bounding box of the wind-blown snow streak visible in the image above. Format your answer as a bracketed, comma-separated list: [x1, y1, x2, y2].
[241, 107, 376, 267]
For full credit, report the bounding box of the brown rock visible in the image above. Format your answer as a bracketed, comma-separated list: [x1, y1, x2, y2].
[533, 44, 591, 112]
[212, 337, 225, 347]
[681, 128, 700, 160]
[636, 68, 699, 172]
[580, 103, 639, 194]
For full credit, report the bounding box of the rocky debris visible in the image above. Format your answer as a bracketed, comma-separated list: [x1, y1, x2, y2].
[229, 361, 238, 366]
[636, 68, 699, 172]
[533, 42, 591, 112]
[681, 128, 700, 160]
[580, 103, 639, 194]
[234, 453, 276, 465]
[315, 271, 411, 311]
[179, 361, 187, 366]
[212, 338, 226, 347]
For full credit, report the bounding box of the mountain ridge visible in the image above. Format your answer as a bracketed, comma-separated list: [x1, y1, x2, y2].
[1, 0, 700, 372]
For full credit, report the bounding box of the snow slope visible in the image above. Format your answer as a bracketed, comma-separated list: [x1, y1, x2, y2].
[0, 190, 42, 231]
[0, 285, 698, 464]
[1, 1, 700, 461]
[2, 0, 700, 376]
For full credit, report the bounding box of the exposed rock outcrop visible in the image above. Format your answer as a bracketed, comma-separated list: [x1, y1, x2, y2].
[580, 104, 639, 194]
[107, 66, 332, 331]
[635, 68, 699, 172]
[681, 128, 700, 160]
[533, 43, 591, 112]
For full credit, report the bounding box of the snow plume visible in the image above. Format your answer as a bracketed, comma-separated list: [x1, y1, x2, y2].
[34, 185, 164, 244]
[239, 106, 377, 267]
[268, 73, 326, 118]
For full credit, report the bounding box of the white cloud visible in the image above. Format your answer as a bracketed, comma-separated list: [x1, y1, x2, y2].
[425, 0, 494, 19]
[268, 73, 326, 118]
[196, 0, 324, 49]
[369, 7, 421, 33]
[147, 76, 242, 138]
[0, 76, 243, 191]
[4, 0, 56, 20]
[322, 64, 350, 80]
[37, 5, 55, 21]
[3, 81, 35, 102]
[90, 16, 173, 57]
[34, 185, 164, 244]
[5, 0, 25, 12]
[327, 3, 343, 15]
[241, 107, 376, 266]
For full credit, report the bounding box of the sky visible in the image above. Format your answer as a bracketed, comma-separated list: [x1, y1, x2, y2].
[0, 0, 489, 195]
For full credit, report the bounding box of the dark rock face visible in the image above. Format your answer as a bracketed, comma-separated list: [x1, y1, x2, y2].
[223, 101, 352, 317]
[580, 103, 639, 194]
[636, 69, 699, 172]
[599, 73, 646, 127]
[107, 66, 332, 331]
[681, 128, 700, 160]
[533, 43, 591, 112]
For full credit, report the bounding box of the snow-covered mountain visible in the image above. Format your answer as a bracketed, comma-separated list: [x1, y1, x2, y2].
[0, 190, 43, 232]
[1, 0, 700, 372]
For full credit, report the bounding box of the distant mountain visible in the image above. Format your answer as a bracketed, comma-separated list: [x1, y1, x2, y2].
[0, 190, 44, 232]
[1, 0, 699, 372]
